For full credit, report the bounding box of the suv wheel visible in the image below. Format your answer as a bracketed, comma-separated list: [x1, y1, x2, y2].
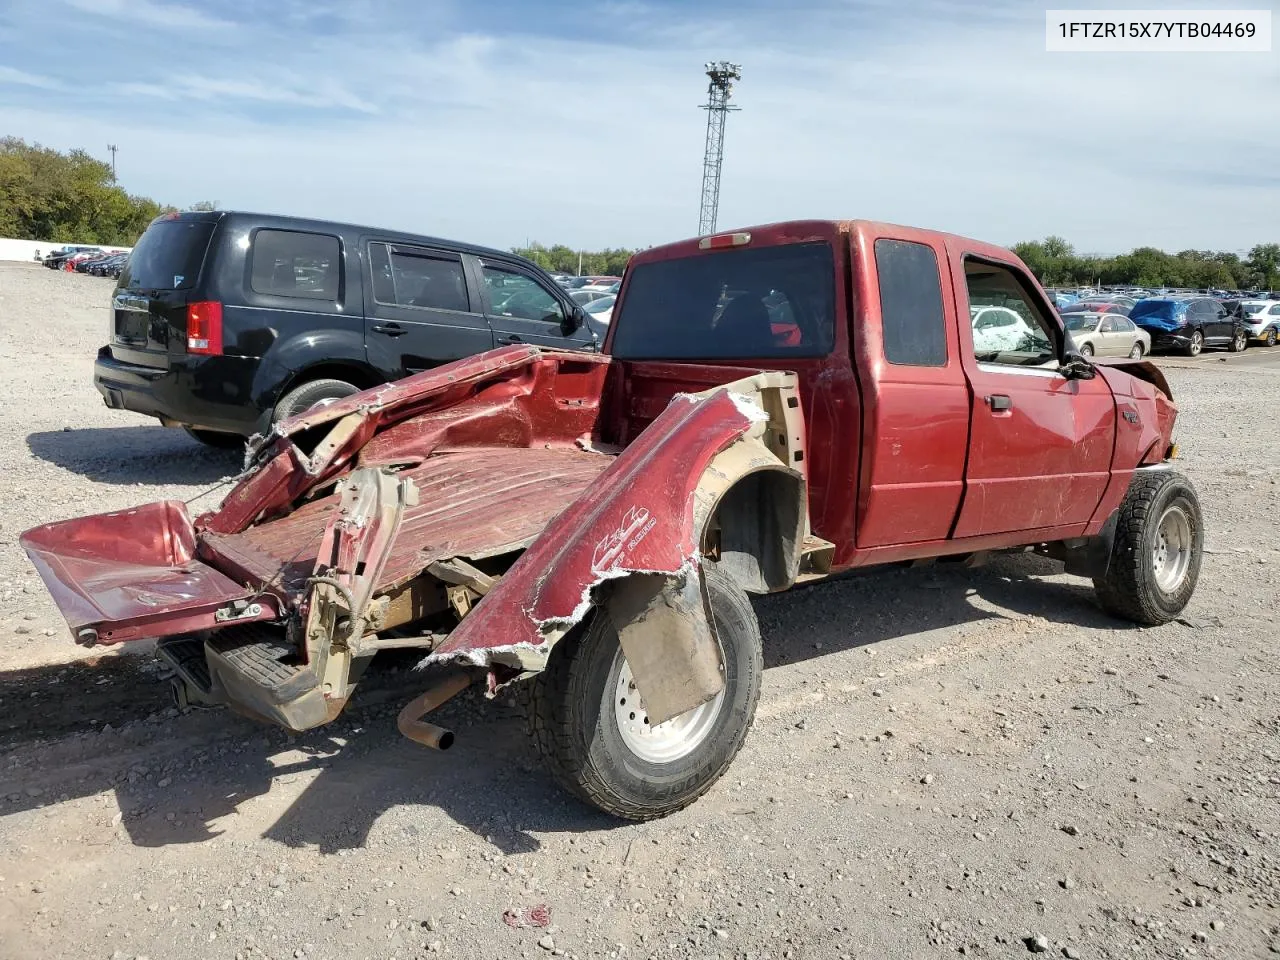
[1185, 330, 1204, 357]
[1228, 329, 1247, 352]
[183, 427, 245, 450]
[528, 564, 762, 821]
[1266, 328, 1278, 348]
[1093, 470, 1203, 626]
[272, 378, 360, 424]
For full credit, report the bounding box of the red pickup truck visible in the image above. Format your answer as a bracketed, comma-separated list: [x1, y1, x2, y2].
[22, 220, 1202, 820]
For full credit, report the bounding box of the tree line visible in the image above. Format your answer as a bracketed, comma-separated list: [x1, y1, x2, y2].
[1013, 236, 1280, 291]
[3, 139, 1276, 289]
[0, 137, 178, 245]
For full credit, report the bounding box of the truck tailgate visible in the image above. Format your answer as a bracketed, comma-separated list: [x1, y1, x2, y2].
[20, 500, 257, 644]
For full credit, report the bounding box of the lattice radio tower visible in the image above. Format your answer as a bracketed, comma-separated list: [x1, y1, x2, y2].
[697, 61, 741, 237]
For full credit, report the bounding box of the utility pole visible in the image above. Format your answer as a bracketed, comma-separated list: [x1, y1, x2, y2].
[107, 144, 118, 179]
[697, 62, 741, 237]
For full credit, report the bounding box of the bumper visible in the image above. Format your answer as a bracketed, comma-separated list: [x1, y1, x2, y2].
[1144, 329, 1193, 352]
[95, 347, 263, 435]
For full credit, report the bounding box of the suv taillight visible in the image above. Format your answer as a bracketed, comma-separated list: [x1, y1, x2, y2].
[187, 301, 223, 355]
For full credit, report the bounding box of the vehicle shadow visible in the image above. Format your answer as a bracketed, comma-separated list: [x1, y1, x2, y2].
[26, 426, 242, 486]
[0, 555, 1127, 853]
[755, 552, 1122, 670]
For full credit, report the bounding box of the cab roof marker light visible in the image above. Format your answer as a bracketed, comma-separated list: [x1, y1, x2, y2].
[698, 232, 751, 250]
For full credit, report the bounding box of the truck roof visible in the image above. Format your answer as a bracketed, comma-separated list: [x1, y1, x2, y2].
[630, 220, 1021, 270]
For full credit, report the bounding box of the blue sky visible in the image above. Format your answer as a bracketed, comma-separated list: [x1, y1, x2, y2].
[1, 0, 1276, 252]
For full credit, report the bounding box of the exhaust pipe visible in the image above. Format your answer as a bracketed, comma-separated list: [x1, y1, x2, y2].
[397, 672, 473, 750]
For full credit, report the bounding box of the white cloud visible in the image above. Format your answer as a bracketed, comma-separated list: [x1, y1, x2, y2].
[0, 65, 61, 89]
[61, 0, 231, 31]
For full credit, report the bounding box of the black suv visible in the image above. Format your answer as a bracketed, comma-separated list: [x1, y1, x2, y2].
[96, 211, 600, 446]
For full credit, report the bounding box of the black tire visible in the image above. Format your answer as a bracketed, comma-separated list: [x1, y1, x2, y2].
[1128, 342, 1145, 359]
[271, 378, 360, 424]
[183, 427, 245, 450]
[1265, 329, 1277, 348]
[528, 564, 763, 821]
[1185, 330, 1203, 357]
[1228, 329, 1247, 353]
[1093, 470, 1203, 626]
[1079, 342, 1094, 358]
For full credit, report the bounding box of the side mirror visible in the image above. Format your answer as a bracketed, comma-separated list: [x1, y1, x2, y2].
[565, 305, 586, 333]
[1060, 350, 1096, 380]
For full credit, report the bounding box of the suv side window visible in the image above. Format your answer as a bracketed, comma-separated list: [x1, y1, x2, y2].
[874, 238, 946, 366]
[481, 265, 565, 323]
[963, 258, 1058, 368]
[380, 245, 470, 313]
[1269, 304, 1280, 316]
[250, 230, 340, 301]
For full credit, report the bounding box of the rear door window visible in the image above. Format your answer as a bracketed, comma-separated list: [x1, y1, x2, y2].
[875, 239, 946, 366]
[378, 245, 471, 312]
[250, 229, 341, 301]
[117, 218, 215, 291]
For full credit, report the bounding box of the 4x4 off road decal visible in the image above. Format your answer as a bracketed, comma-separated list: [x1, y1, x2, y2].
[591, 506, 656, 576]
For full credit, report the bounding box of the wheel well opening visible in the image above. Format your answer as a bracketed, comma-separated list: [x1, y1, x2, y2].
[277, 362, 384, 404]
[704, 470, 805, 594]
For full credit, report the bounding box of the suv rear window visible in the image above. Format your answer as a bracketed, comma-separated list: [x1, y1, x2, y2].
[250, 229, 341, 301]
[610, 241, 835, 360]
[117, 218, 215, 291]
[1130, 300, 1178, 321]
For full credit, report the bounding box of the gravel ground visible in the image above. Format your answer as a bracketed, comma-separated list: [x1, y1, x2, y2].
[1, 261, 1278, 960]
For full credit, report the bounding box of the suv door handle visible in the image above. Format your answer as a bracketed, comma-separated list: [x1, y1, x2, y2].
[497, 334, 524, 345]
[985, 394, 1013, 412]
[371, 323, 406, 337]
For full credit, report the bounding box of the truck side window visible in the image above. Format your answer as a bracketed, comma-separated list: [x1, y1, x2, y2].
[963, 259, 1059, 369]
[875, 239, 946, 366]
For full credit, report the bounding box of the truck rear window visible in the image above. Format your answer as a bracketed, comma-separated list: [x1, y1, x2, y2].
[610, 241, 835, 360]
[117, 218, 215, 291]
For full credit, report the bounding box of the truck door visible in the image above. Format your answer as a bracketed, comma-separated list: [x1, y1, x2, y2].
[949, 253, 1114, 538]
[855, 234, 970, 546]
[364, 241, 494, 379]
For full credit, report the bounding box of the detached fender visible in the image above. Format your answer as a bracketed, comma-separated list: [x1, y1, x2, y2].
[428, 374, 806, 672]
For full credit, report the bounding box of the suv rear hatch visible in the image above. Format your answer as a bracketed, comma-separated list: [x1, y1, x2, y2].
[110, 215, 218, 369]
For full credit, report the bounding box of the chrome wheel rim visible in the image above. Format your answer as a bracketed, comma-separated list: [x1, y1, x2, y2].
[1129, 343, 1143, 359]
[1190, 333, 1202, 355]
[610, 650, 724, 763]
[1235, 333, 1246, 351]
[1152, 504, 1193, 593]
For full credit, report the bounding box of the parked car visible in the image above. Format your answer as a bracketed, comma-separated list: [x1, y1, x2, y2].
[1129, 297, 1248, 356]
[584, 293, 616, 324]
[1060, 300, 1132, 317]
[96, 211, 601, 448]
[23, 218, 1200, 821]
[88, 253, 130, 277]
[42, 245, 100, 268]
[569, 288, 611, 305]
[1235, 300, 1280, 346]
[1064, 312, 1151, 358]
[969, 305, 1035, 353]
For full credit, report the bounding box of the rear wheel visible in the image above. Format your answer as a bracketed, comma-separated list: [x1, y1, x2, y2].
[183, 427, 245, 450]
[1185, 330, 1204, 356]
[272, 378, 360, 424]
[1265, 329, 1278, 347]
[1093, 470, 1203, 626]
[528, 564, 762, 821]
[1128, 342, 1145, 359]
[1228, 329, 1247, 352]
[1079, 342, 1095, 358]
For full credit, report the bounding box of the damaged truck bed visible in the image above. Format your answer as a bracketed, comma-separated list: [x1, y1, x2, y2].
[22, 219, 1202, 820]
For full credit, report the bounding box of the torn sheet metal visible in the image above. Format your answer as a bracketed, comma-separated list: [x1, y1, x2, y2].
[428, 374, 800, 671]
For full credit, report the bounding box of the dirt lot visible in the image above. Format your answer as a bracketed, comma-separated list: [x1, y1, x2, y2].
[1, 261, 1278, 960]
